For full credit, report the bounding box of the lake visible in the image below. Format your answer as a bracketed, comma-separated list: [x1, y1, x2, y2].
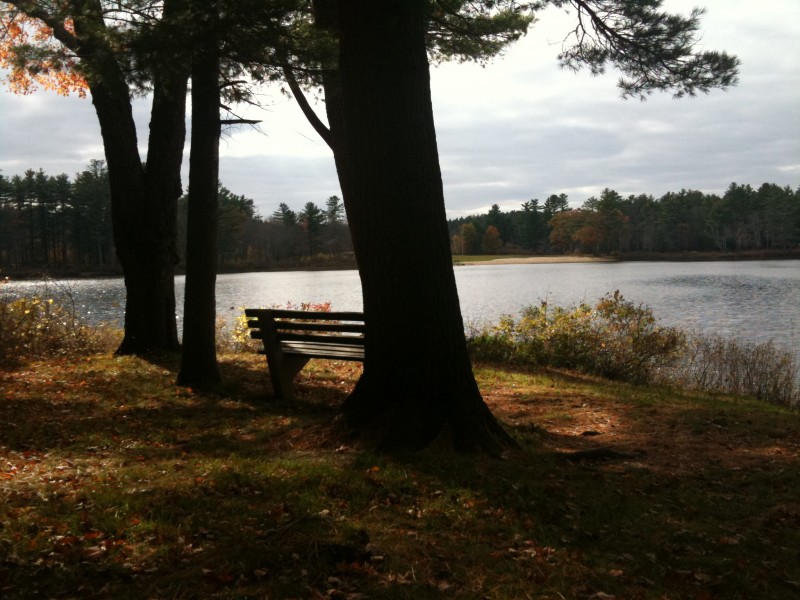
[6, 259, 799, 356]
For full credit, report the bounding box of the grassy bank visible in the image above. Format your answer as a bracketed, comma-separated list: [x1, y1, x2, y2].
[2, 353, 799, 599]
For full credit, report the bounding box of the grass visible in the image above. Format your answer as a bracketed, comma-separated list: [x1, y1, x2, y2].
[1, 353, 799, 599]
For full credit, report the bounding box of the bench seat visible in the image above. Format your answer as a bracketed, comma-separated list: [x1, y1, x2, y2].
[245, 308, 365, 400]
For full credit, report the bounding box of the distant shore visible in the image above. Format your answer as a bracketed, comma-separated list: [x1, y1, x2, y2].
[455, 255, 616, 266]
[454, 249, 800, 266]
[4, 250, 798, 280]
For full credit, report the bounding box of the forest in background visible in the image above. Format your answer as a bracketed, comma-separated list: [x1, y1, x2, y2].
[1, 160, 798, 275]
[0, 161, 352, 274]
[449, 183, 800, 255]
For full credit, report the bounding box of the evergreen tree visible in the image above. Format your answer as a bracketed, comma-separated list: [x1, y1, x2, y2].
[71, 160, 113, 266]
[272, 202, 298, 226]
[217, 186, 258, 265]
[325, 195, 345, 224]
[299, 201, 325, 255]
[282, 0, 740, 453]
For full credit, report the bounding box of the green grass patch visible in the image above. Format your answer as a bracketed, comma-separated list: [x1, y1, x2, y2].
[2, 353, 799, 599]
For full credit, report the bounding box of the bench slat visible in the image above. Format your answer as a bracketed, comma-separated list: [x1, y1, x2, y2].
[278, 332, 363, 345]
[281, 341, 365, 360]
[245, 308, 364, 322]
[273, 322, 364, 333]
[244, 307, 366, 400]
[247, 319, 364, 334]
[250, 325, 364, 345]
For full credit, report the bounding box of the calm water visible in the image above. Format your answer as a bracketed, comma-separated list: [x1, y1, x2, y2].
[7, 260, 800, 356]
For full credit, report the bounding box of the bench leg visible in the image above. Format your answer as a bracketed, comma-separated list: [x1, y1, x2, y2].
[268, 355, 310, 401]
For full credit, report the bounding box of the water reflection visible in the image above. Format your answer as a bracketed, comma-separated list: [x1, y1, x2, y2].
[6, 260, 799, 357]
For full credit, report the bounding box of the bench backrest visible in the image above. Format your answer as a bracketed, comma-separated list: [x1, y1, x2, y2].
[245, 308, 365, 345]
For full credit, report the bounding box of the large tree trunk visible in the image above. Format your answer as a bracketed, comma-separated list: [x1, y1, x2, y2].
[88, 79, 185, 355]
[11, 0, 188, 354]
[328, 0, 516, 454]
[177, 11, 222, 389]
[73, 0, 187, 355]
[112, 75, 187, 355]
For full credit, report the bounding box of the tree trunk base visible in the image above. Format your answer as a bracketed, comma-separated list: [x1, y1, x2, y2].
[115, 336, 181, 356]
[340, 373, 519, 456]
[176, 365, 221, 391]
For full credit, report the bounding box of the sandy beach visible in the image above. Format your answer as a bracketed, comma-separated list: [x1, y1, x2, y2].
[456, 255, 617, 266]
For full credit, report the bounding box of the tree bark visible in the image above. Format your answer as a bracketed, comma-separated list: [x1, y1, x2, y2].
[177, 8, 222, 388]
[327, 0, 516, 454]
[70, 0, 187, 355]
[87, 68, 186, 355]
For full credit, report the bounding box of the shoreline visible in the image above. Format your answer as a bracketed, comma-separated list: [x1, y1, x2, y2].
[455, 256, 617, 266]
[4, 251, 798, 280]
[455, 249, 800, 266]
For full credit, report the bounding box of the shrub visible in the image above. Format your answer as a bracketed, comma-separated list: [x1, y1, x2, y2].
[0, 279, 120, 366]
[659, 334, 799, 409]
[468, 291, 798, 408]
[215, 312, 255, 354]
[468, 291, 686, 384]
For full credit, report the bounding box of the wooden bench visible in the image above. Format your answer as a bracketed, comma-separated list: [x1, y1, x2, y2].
[245, 308, 365, 400]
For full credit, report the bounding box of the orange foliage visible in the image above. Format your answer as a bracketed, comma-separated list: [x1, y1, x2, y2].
[0, 10, 87, 97]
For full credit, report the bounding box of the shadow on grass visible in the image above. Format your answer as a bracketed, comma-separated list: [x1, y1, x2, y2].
[1, 354, 799, 599]
[0, 353, 353, 455]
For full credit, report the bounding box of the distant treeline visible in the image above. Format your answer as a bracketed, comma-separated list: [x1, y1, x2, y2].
[1, 161, 114, 271]
[449, 184, 800, 255]
[2, 161, 797, 274]
[0, 161, 352, 273]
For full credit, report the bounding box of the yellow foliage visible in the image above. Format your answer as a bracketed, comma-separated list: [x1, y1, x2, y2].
[219, 302, 333, 354]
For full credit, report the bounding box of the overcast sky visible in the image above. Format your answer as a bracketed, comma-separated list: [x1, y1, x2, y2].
[0, 0, 798, 219]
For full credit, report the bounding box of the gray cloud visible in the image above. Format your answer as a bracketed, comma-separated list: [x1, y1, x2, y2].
[1, 0, 798, 221]
[219, 154, 340, 218]
[431, 0, 800, 213]
[0, 92, 101, 176]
